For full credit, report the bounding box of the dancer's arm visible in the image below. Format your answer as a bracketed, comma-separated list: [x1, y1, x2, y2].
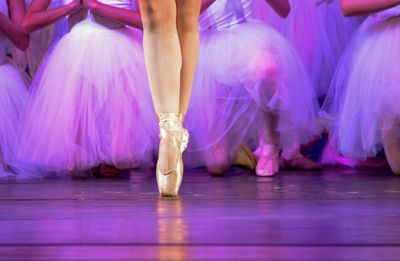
[341, 0, 400, 16]
[83, 0, 143, 29]
[201, 0, 216, 13]
[23, 0, 82, 33]
[0, 0, 29, 50]
[265, 0, 290, 18]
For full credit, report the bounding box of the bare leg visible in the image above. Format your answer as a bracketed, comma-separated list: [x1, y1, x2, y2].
[139, 0, 199, 196]
[139, 0, 182, 172]
[139, 0, 181, 114]
[176, 0, 201, 115]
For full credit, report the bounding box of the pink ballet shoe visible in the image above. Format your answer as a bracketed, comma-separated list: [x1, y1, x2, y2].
[256, 155, 280, 176]
[280, 156, 322, 170]
[255, 143, 280, 176]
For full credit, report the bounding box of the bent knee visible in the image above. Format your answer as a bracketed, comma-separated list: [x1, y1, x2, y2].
[249, 53, 278, 80]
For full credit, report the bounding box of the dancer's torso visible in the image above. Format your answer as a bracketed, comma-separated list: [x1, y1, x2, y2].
[63, 0, 134, 30]
[200, 0, 253, 30]
[0, 0, 8, 64]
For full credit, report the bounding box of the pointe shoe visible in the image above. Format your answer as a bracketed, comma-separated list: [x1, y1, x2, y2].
[255, 144, 280, 177]
[156, 113, 189, 197]
[256, 155, 280, 176]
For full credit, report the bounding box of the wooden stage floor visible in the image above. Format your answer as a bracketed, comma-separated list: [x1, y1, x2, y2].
[1, 167, 400, 260]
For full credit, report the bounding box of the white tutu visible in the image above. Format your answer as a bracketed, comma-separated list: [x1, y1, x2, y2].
[252, 0, 363, 97]
[0, 62, 29, 178]
[185, 19, 320, 167]
[322, 8, 400, 158]
[18, 17, 158, 174]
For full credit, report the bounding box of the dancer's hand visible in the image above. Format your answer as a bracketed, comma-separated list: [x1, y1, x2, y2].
[83, 0, 99, 10]
[265, 0, 290, 18]
[70, 0, 84, 12]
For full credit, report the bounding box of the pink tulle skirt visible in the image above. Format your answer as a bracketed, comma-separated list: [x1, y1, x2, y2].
[0, 62, 29, 178]
[184, 20, 320, 168]
[17, 19, 158, 174]
[252, 0, 363, 97]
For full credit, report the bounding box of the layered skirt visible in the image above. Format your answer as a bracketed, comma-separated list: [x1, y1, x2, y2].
[17, 18, 158, 174]
[0, 62, 30, 178]
[252, 0, 363, 97]
[185, 20, 320, 167]
[322, 10, 400, 158]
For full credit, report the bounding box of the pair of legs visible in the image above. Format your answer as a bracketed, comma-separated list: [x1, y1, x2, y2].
[138, 0, 201, 115]
[138, 0, 201, 195]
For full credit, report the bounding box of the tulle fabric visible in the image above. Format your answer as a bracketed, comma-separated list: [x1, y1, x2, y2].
[25, 0, 137, 77]
[184, 20, 320, 167]
[252, 0, 363, 97]
[318, 0, 365, 67]
[0, 63, 31, 178]
[322, 9, 400, 158]
[17, 18, 158, 174]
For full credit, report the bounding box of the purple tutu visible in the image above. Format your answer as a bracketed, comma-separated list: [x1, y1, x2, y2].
[322, 7, 400, 158]
[18, 15, 158, 174]
[252, 0, 363, 97]
[184, 0, 320, 168]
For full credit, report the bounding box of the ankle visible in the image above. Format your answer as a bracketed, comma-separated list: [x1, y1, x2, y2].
[258, 143, 280, 158]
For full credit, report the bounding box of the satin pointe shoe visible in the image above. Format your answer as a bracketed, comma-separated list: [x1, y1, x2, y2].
[156, 113, 189, 197]
[255, 143, 280, 177]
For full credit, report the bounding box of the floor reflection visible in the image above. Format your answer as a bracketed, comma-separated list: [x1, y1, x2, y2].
[157, 198, 188, 261]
